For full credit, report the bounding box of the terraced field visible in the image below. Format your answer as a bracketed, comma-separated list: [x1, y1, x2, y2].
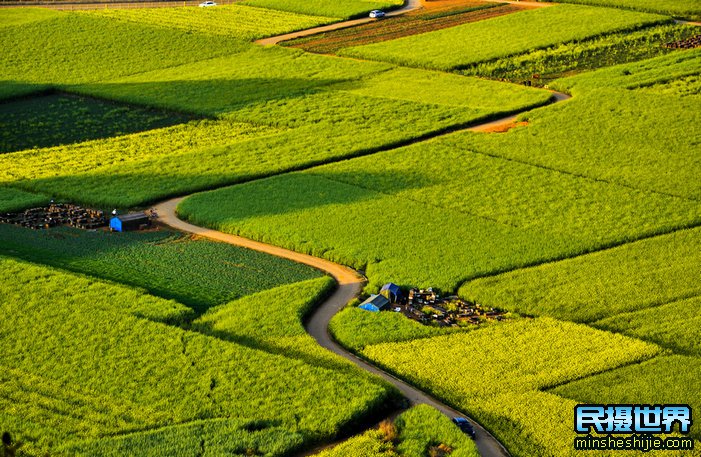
[461, 226, 701, 323]
[283, 2, 523, 54]
[1, 2, 699, 456]
[0, 224, 324, 313]
[80, 5, 336, 40]
[549, 0, 701, 21]
[0, 32, 551, 207]
[358, 318, 661, 456]
[341, 4, 672, 70]
[0, 93, 194, 154]
[178, 113, 699, 291]
[176, 28, 701, 457]
[462, 22, 699, 85]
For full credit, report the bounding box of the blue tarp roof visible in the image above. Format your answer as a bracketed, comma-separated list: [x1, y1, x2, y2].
[359, 303, 381, 312]
[380, 283, 402, 297]
[358, 294, 390, 311]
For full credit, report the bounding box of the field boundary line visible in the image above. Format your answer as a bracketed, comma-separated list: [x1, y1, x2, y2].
[454, 221, 701, 293]
[462, 137, 700, 202]
[540, 351, 663, 393]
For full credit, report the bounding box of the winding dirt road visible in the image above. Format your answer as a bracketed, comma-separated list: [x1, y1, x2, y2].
[469, 91, 570, 131]
[150, 2, 569, 452]
[153, 88, 570, 457]
[154, 197, 511, 457]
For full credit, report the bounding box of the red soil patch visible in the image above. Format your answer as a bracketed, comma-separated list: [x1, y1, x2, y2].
[420, 0, 489, 11]
[481, 121, 529, 133]
[665, 34, 701, 49]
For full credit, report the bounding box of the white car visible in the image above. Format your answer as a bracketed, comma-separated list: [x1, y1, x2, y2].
[199, 1, 217, 6]
[369, 10, 386, 18]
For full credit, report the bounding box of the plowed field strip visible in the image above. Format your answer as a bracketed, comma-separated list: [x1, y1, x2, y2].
[284, 3, 526, 54]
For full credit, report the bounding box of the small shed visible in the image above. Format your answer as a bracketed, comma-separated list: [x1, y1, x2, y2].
[358, 294, 390, 312]
[109, 212, 150, 232]
[380, 283, 403, 303]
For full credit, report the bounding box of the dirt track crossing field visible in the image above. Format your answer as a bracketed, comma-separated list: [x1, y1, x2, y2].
[152, 89, 569, 457]
[154, 196, 513, 457]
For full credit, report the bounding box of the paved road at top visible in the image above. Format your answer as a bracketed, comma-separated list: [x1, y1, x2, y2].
[255, 0, 422, 46]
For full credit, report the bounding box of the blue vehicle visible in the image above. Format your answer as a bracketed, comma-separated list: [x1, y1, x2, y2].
[452, 417, 476, 439]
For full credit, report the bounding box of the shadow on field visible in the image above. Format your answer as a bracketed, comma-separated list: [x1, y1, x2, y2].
[177, 169, 431, 222]
[0, 223, 317, 315]
[0, 91, 196, 154]
[78, 76, 350, 117]
[0, 80, 52, 102]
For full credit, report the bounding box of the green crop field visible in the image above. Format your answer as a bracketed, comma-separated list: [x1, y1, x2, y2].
[0, 256, 396, 456]
[319, 405, 479, 457]
[0, 12, 247, 93]
[0, 187, 49, 213]
[593, 296, 701, 356]
[461, 227, 701, 323]
[0, 93, 193, 154]
[2, 4, 700, 457]
[0, 224, 322, 314]
[193, 277, 348, 367]
[0, 119, 277, 207]
[549, 0, 701, 21]
[551, 356, 701, 441]
[552, 48, 701, 94]
[643, 73, 701, 96]
[0, 8, 62, 28]
[0, 36, 551, 208]
[462, 23, 699, 85]
[240, 0, 402, 19]
[354, 318, 661, 456]
[455, 87, 701, 200]
[178, 127, 699, 291]
[176, 44, 701, 456]
[329, 307, 452, 352]
[360, 318, 659, 397]
[341, 5, 670, 70]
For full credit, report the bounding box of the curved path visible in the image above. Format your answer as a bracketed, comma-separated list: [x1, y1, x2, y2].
[255, 0, 422, 46]
[154, 87, 570, 457]
[154, 197, 511, 457]
[469, 91, 570, 132]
